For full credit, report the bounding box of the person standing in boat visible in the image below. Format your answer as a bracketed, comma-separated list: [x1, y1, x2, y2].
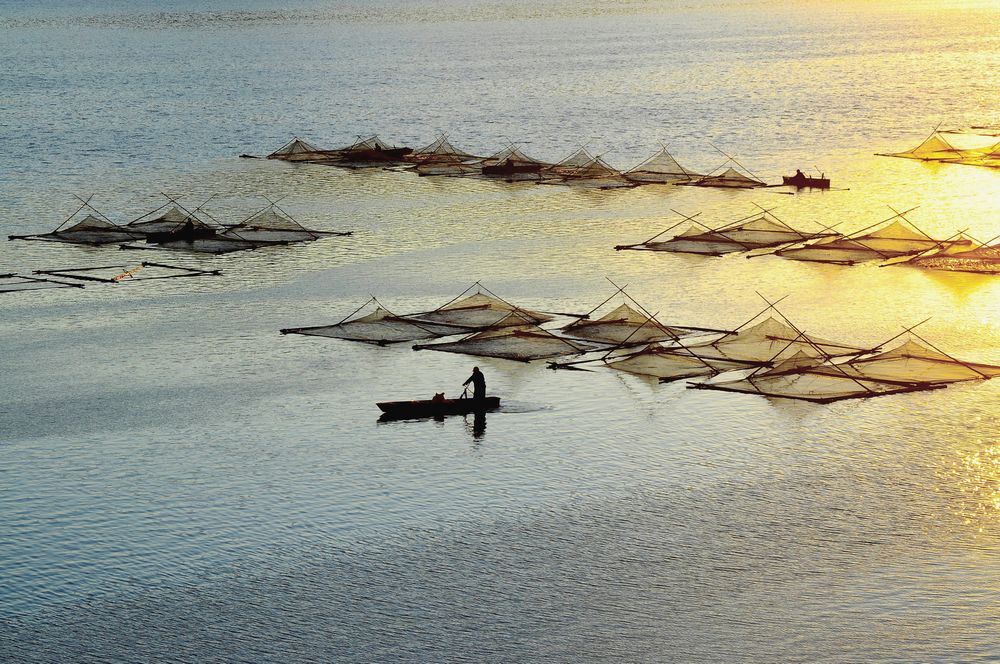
[463, 366, 486, 402]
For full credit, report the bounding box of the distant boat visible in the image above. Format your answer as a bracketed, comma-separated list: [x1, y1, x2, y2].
[377, 395, 500, 420]
[481, 159, 543, 176]
[782, 172, 831, 189]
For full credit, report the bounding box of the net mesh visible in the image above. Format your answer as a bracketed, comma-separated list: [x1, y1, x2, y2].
[406, 292, 552, 329]
[622, 212, 835, 256]
[221, 207, 321, 244]
[410, 135, 479, 161]
[818, 339, 1000, 385]
[561, 303, 683, 344]
[696, 369, 928, 403]
[683, 317, 864, 363]
[688, 166, 766, 189]
[887, 133, 965, 160]
[604, 344, 757, 381]
[267, 138, 323, 160]
[415, 314, 596, 361]
[545, 155, 633, 188]
[776, 219, 958, 264]
[282, 305, 458, 344]
[910, 242, 1000, 273]
[346, 135, 392, 152]
[624, 147, 700, 183]
[126, 206, 211, 235]
[46, 213, 138, 244]
[882, 132, 1000, 169]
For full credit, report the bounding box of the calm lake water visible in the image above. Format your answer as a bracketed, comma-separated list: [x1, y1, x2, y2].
[2, 1, 999, 661]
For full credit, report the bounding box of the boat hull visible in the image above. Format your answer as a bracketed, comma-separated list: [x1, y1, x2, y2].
[377, 396, 500, 419]
[782, 175, 831, 189]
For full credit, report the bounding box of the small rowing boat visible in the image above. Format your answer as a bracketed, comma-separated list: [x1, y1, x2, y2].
[782, 172, 831, 189]
[377, 395, 501, 420]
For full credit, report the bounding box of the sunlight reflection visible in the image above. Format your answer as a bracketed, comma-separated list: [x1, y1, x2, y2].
[946, 443, 1000, 534]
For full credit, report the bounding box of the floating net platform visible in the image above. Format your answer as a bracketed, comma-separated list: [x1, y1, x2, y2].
[561, 303, 686, 345]
[404, 285, 553, 330]
[623, 146, 701, 184]
[31, 261, 221, 285]
[903, 238, 1000, 274]
[691, 356, 938, 403]
[8, 199, 139, 245]
[679, 158, 767, 189]
[266, 138, 334, 162]
[280, 298, 460, 345]
[317, 135, 414, 168]
[407, 134, 481, 163]
[541, 150, 635, 189]
[413, 312, 598, 362]
[772, 210, 964, 265]
[878, 130, 1000, 169]
[0, 273, 85, 293]
[604, 344, 759, 382]
[682, 316, 865, 365]
[219, 204, 350, 245]
[814, 337, 1000, 385]
[123, 203, 215, 236]
[690, 324, 1000, 403]
[616, 209, 838, 256]
[477, 145, 551, 180]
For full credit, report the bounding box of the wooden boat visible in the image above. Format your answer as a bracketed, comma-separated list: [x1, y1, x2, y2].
[782, 172, 831, 189]
[482, 160, 542, 176]
[377, 395, 500, 420]
[346, 146, 413, 161]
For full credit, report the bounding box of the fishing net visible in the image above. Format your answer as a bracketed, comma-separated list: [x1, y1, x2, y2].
[10, 212, 139, 245]
[408, 135, 481, 164]
[414, 313, 597, 362]
[220, 206, 324, 244]
[816, 339, 1000, 385]
[121, 236, 259, 254]
[405, 291, 552, 330]
[623, 147, 701, 183]
[683, 166, 766, 189]
[604, 344, 759, 381]
[692, 334, 1000, 402]
[775, 220, 961, 264]
[883, 132, 970, 161]
[561, 303, 685, 345]
[692, 365, 934, 403]
[618, 211, 836, 256]
[880, 132, 1000, 169]
[478, 145, 550, 179]
[543, 155, 634, 189]
[908, 242, 1000, 274]
[266, 138, 328, 161]
[683, 317, 865, 364]
[281, 302, 459, 345]
[317, 135, 413, 167]
[125, 205, 212, 236]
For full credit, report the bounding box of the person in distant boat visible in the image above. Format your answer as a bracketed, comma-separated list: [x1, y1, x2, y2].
[795, 169, 805, 179]
[463, 366, 486, 402]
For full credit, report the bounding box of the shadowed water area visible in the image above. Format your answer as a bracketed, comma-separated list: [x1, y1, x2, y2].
[1, 1, 999, 661]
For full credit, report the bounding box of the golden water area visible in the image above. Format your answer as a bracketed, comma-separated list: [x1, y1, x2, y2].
[1, 1, 999, 661]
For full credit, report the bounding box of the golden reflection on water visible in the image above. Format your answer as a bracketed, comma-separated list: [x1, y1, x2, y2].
[942, 443, 1000, 535]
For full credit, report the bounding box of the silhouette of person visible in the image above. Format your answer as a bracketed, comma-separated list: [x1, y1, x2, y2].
[463, 366, 486, 402]
[795, 169, 805, 179]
